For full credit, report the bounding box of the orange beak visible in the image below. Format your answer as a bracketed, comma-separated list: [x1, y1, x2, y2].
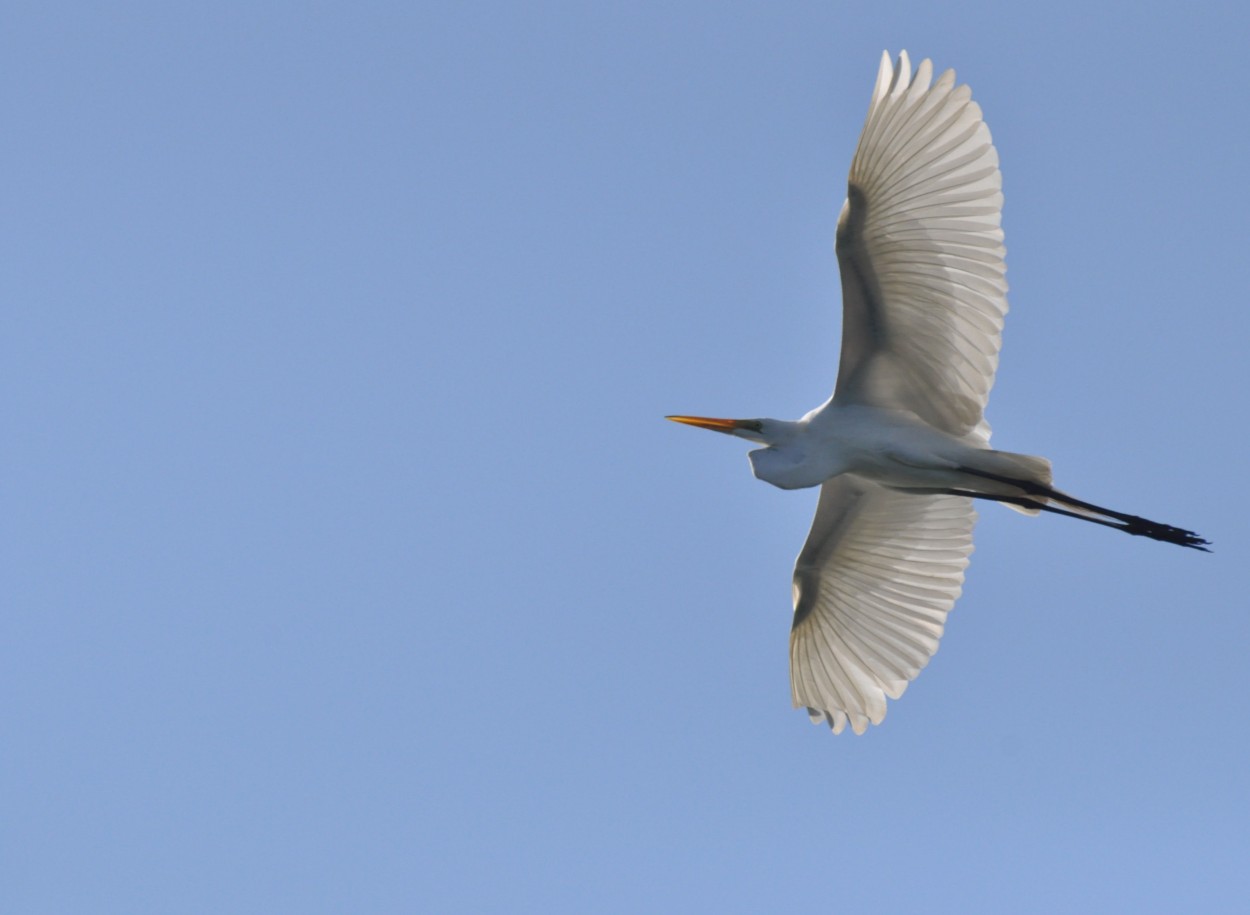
[666, 415, 749, 435]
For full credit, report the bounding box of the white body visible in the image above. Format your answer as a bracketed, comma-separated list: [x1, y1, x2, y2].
[749, 402, 985, 491]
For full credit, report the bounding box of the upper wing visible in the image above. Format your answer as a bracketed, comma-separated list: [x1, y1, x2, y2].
[790, 475, 974, 734]
[833, 51, 1007, 440]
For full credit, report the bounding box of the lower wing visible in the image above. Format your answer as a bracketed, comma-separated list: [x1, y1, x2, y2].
[790, 476, 975, 734]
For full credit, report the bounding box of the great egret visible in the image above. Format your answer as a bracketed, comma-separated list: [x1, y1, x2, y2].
[668, 51, 1208, 735]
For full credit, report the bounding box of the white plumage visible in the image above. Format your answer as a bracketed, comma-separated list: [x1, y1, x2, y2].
[668, 51, 1207, 735]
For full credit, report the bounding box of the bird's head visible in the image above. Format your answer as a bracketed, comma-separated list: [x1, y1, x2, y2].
[667, 414, 821, 489]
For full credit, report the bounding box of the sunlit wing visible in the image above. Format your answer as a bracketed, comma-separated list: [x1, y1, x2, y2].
[790, 475, 974, 734]
[833, 51, 1007, 440]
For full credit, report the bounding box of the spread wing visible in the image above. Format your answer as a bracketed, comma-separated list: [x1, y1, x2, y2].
[833, 51, 1007, 441]
[790, 475, 975, 734]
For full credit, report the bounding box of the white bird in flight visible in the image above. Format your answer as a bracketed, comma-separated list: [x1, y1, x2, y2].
[668, 51, 1208, 735]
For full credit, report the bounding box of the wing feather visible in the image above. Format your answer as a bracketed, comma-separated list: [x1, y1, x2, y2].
[833, 51, 1007, 441]
[791, 476, 974, 734]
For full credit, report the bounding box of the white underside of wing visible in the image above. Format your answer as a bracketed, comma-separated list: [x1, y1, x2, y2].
[790, 476, 975, 734]
[833, 51, 1007, 441]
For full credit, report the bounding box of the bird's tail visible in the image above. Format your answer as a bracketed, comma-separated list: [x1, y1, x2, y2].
[968, 450, 1053, 516]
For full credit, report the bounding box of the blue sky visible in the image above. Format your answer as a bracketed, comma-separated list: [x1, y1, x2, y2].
[4, 2, 1249, 912]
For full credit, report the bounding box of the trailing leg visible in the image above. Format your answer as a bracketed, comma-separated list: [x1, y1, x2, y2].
[946, 468, 1210, 551]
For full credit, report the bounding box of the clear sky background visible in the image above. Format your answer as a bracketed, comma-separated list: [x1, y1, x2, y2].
[4, 2, 1248, 912]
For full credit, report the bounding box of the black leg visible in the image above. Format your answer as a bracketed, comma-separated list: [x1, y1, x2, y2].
[939, 478, 1211, 552]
